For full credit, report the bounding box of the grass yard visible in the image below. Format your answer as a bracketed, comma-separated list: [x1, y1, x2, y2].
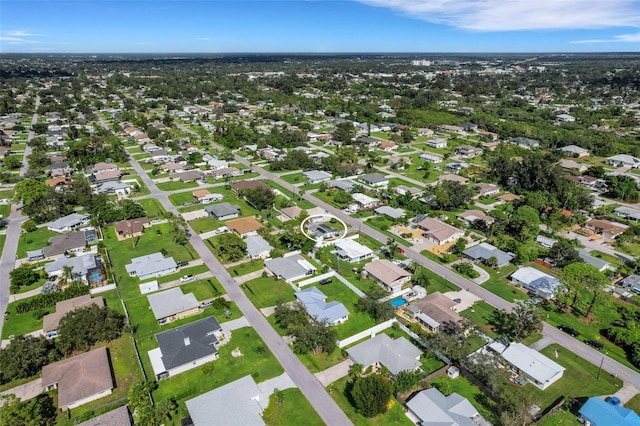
[242, 276, 296, 308]
[262, 388, 325, 426]
[16, 227, 57, 259]
[327, 376, 413, 426]
[538, 409, 580, 426]
[152, 327, 284, 403]
[429, 375, 498, 422]
[509, 344, 622, 410]
[421, 268, 462, 294]
[155, 180, 200, 191]
[0, 203, 11, 218]
[365, 217, 411, 247]
[0, 189, 14, 198]
[56, 335, 144, 426]
[136, 198, 166, 218]
[478, 264, 529, 303]
[0, 234, 6, 255]
[227, 259, 265, 277]
[168, 190, 201, 206]
[460, 301, 499, 339]
[625, 393, 640, 413]
[280, 172, 306, 184]
[2, 295, 51, 338]
[189, 216, 224, 234]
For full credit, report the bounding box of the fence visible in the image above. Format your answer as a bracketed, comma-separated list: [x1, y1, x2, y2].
[337, 318, 396, 348]
[297, 271, 335, 287]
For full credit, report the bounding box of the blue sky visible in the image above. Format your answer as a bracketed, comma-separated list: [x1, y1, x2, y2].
[1, 0, 639, 53]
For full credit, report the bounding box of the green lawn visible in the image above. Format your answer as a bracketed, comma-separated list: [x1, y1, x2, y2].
[589, 249, 624, 267]
[152, 327, 284, 403]
[262, 388, 325, 426]
[136, 198, 166, 218]
[180, 278, 223, 300]
[264, 180, 316, 209]
[228, 259, 265, 277]
[365, 217, 411, 247]
[0, 234, 7, 256]
[327, 376, 413, 426]
[280, 172, 306, 184]
[538, 409, 580, 426]
[0, 203, 11, 218]
[2, 295, 51, 338]
[625, 393, 640, 413]
[478, 264, 529, 303]
[16, 227, 57, 259]
[56, 335, 144, 426]
[460, 301, 499, 339]
[429, 375, 498, 422]
[242, 277, 296, 308]
[190, 216, 224, 234]
[168, 190, 200, 206]
[155, 180, 199, 191]
[0, 189, 14, 199]
[509, 344, 622, 410]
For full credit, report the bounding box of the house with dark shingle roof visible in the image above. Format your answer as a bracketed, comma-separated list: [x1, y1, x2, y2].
[204, 202, 241, 220]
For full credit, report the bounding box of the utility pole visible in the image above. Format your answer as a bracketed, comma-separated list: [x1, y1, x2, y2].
[597, 356, 604, 380]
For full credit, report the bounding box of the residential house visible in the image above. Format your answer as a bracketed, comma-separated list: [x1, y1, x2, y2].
[151, 149, 172, 163]
[42, 229, 96, 259]
[406, 292, 463, 332]
[446, 162, 470, 174]
[454, 144, 482, 158]
[374, 205, 406, 220]
[45, 161, 72, 177]
[358, 172, 389, 187]
[510, 137, 540, 149]
[457, 210, 495, 227]
[46, 176, 72, 190]
[148, 316, 225, 379]
[346, 334, 421, 376]
[510, 267, 561, 299]
[125, 252, 177, 281]
[354, 136, 380, 146]
[475, 183, 500, 197]
[536, 235, 558, 249]
[43, 295, 105, 338]
[327, 179, 357, 192]
[95, 181, 132, 196]
[607, 154, 640, 168]
[114, 217, 150, 240]
[279, 205, 302, 222]
[204, 202, 241, 221]
[171, 170, 205, 183]
[578, 249, 613, 272]
[395, 185, 423, 198]
[303, 170, 332, 184]
[559, 159, 588, 173]
[461, 122, 478, 132]
[186, 375, 267, 426]
[295, 287, 349, 326]
[207, 158, 229, 170]
[417, 217, 464, 246]
[379, 140, 397, 151]
[211, 167, 242, 180]
[44, 254, 105, 286]
[559, 145, 589, 157]
[161, 162, 187, 174]
[556, 113, 576, 122]
[245, 235, 273, 259]
[498, 193, 522, 203]
[585, 218, 629, 240]
[147, 287, 201, 324]
[192, 189, 223, 204]
[265, 254, 316, 282]
[76, 405, 132, 426]
[419, 153, 443, 163]
[486, 339, 565, 390]
[406, 388, 486, 426]
[615, 206, 640, 221]
[463, 243, 514, 268]
[578, 397, 640, 426]
[437, 174, 469, 184]
[226, 217, 263, 237]
[91, 169, 121, 185]
[363, 259, 411, 293]
[426, 139, 447, 148]
[47, 213, 91, 233]
[230, 180, 271, 194]
[335, 239, 374, 263]
[351, 193, 380, 210]
[42, 347, 114, 409]
[307, 223, 340, 240]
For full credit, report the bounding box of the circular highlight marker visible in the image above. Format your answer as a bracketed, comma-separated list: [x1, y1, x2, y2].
[300, 213, 348, 244]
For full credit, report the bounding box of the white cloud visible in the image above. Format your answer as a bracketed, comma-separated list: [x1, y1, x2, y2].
[355, 0, 640, 31]
[1, 29, 40, 44]
[194, 37, 210, 41]
[6, 30, 36, 37]
[571, 32, 640, 44]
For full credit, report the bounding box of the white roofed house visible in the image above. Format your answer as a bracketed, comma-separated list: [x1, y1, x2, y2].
[125, 252, 177, 281]
[363, 259, 411, 293]
[615, 206, 640, 222]
[375, 205, 406, 220]
[559, 144, 589, 157]
[44, 253, 106, 286]
[358, 172, 389, 187]
[406, 388, 486, 426]
[303, 170, 332, 184]
[47, 213, 91, 233]
[335, 239, 374, 263]
[607, 154, 640, 168]
[351, 193, 380, 210]
[147, 287, 201, 324]
[510, 267, 561, 300]
[456, 209, 495, 227]
[264, 254, 316, 282]
[245, 235, 274, 259]
[295, 287, 349, 326]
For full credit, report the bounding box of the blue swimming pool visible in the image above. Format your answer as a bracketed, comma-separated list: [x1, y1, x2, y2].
[390, 297, 407, 308]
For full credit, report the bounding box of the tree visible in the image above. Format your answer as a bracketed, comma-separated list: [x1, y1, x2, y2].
[497, 301, 544, 341]
[429, 181, 474, 210]
[22, 219, 37, 232]
[412, 267, 431, 289]
[451, 238, 467, 254]
[332, 121, 355, 143]
[547, 239, 580, 268]
[291, 319, 337, 355]
[508, 205, 540, 242]
[242, 186, 275, 210]
[2, 156, 21, 170]
[274, 301, 308, 331]
[349, 374, 393, 417]
[0, 394, 56, 426]
[606, 175, 639, 202]
[561, 263, 609, 317]
[56, 305, 125, 355]
[14, 178, 50, 206]
[9, 265, 41, 292]
[393, 370, 424, 393]
[0, 336, 61, 384]
[498, 388, 538, 426]
[211, 232, 247, 262]
[423, 319, 474, 364]
[356, 287, 395, 321]
[385, 238, 399, 259]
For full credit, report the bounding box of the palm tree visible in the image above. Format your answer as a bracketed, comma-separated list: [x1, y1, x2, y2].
[405, 260, 420, 274]
[62, 265, 74, 284]
[385, 238, 399, 260]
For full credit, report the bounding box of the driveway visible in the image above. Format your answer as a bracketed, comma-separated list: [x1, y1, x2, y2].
[182, 209, 208, 221]
[315, 359, 353, 387]
[0, 378, 42, 403]
[443, 290, 481, 312]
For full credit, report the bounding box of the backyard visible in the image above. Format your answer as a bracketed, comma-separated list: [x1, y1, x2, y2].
[262, 388, 324, 426]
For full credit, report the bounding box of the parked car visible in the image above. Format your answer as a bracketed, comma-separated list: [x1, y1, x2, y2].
[605, 396, 621, 406]
[453, 298, 462, 304]
[557, 325, 580, 337]
[319, 278, 332, 285]
[215, 226, 228, 235]
[179, 275, 194, 283]
[177, 260, 189, 268]
[584, 339, 604, 350]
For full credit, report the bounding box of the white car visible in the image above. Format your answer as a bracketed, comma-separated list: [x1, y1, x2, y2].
[215, 226, 228, 235]
[179, 275, 194, 282]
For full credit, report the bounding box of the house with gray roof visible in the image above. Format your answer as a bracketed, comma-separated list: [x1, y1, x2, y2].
[44, 253, 104, 285]
[607, 154, 640, 168]
[47, 213, 91, 233]
[245, 235, 273, 259]
[295, 287, 349, 326]
[375, 206, 406, 219]
[264, 254, 316, 282]
[327, 179, 356, 192]
[125, 252, 177, 281]
[510, 267, 561, 299]
[186, 375, 266, 426]
[307, 223, 339, 239]
[463, 243, 513, 268]
[559, 144, 589, 157]
[148, 316, 224, 379]
[204, 202, 241, 220]
[510, 137, 540, 149]
[536, 235, 557, 249]
[358, 172, 389, 187]
[95, 181, 132, 196]
[42, 230, 95, 259]
[303, 170, 332, 184]
[621, 275, 640, 289]
[76, 405, 132, 426]
[346, 333, 422, 376]
[146, 287, 200, 324]
[578, 249, 612, 272]
[615, 206, 640, 221]
[406, 387, 484, 426]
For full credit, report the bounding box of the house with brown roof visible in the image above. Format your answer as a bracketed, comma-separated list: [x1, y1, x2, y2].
[404, 292, 463, 332]
[171, 170, 205, 183]
[279, 206, 302, 222]
[363, 259, 411, 293]
[114, 217, 150, 240]
[379, 140, 397, 151]
[497, 192, 521, 202]
[437, 174, 469, 184]
[46, 176, 72, 189]
[92, 162, 118, 173]
[43, 294, 105, 338]
[230, 180, 270, 194]
[417, 217, 464, 245]
[162, 162, 187, 173]
[192, 189, 223, 204]
[92, 169, 121, 184]
[474, 183, 500, 197]
[226, 217, 263, 237]
[42, 347, 114, 410]
[211, 167, 242, 180]
[457, 210, 495, 227]
[585, 218, 629, 240]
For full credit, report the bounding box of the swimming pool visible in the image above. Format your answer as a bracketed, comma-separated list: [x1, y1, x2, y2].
[390, 297, 407, 308]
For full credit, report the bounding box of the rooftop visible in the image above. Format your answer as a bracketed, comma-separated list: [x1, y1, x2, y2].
[146, 287, 200, 320]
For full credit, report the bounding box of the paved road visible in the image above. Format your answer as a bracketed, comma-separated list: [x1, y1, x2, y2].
[125, 154, 353, 426]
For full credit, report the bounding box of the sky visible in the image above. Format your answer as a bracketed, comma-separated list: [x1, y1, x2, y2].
[1, 0, 639, 53]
